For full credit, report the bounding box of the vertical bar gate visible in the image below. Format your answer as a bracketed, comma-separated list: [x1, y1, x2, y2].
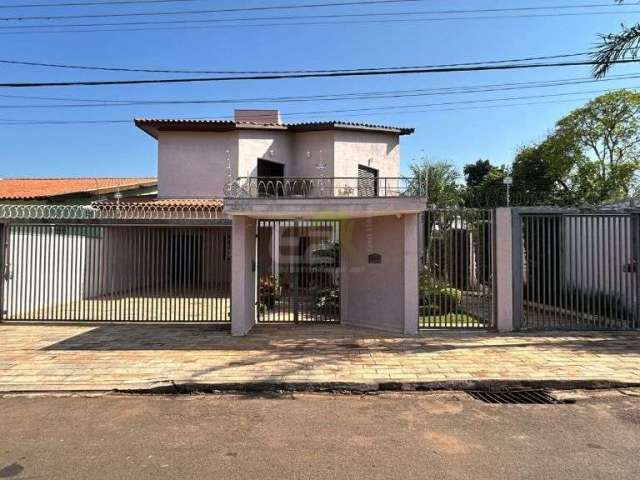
[520, 211, 639, 330]
[420, 209, 495, 329]
[1, 223, 231, 323]
[256, 219, 340, 323]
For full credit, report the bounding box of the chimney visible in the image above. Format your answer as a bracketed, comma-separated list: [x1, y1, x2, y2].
[234, 109, 282, 124]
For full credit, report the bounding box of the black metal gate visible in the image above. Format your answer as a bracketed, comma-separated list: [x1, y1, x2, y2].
[420, 209, 495, 329]
[519, 211, 639, 330]
[256, 219, 340, 323]
[1, 223, 231, 323]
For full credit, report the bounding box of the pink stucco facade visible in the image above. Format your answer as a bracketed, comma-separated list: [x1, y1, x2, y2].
[340, 215, 418, 334]
[155, 127, 401, 199]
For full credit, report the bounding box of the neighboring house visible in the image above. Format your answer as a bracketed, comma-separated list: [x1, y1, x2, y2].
[0, 177, 157, 204]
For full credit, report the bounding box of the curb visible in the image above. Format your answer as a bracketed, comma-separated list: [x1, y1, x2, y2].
[118, 379, 640, 395]
[3, 379, 640, 396]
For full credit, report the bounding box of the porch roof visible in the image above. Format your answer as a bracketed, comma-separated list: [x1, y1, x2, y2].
[223, 196, 425, 219]
[95, 197, 224, 209]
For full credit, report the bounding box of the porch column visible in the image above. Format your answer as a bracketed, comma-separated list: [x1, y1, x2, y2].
[495, 208, 519, 332]
[231, 215, 257, 336]
[403, 213, 419, 335]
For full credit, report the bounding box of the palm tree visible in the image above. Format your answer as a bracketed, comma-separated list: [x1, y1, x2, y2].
[593, 1, 640, 78]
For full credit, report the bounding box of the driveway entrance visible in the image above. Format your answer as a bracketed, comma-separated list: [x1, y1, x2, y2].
[256, 220, 340, 323]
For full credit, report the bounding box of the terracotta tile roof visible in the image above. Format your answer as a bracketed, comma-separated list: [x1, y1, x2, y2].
[286, 120, 415, 135]
[0, 177, 157, 200]
[135, 118, 414, 138]
[95, 197, 223, 209]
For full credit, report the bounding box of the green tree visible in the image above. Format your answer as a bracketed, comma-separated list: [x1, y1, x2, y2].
[512, 133, 579, 206]
[463, 159, 494, 187]
[462, 159, 508, 206]
[409, 160, 462, 207]
[557, 90, 640, 203]
[512, 90, 640, 205]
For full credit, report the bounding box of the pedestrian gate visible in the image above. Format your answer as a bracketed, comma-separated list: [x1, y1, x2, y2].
[256, 220, 340, 323]
[420, 209, 495, 329]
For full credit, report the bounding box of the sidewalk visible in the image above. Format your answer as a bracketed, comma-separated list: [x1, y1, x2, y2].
[0, 323, 639, 392]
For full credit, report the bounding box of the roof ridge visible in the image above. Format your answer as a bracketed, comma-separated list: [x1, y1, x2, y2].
[135, 118, 414, 135]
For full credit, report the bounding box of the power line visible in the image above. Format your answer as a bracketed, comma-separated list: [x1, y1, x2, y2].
[0, 96, 598, 125]
[1, 88, 629, 117]
[3, 8, 639, 35]
[0, 0, 226, 8]
[279, 88, 635, 115]
[0, 5, 635, 32]
[0, 3, 632, 28]
[1, 58, 639, 88]
[0, 51, 592, 74]
[9, 67, 639, 103]
[0, 0, 425, 21]
[0, 71, 623, 101]
[1, 74, 639, 108]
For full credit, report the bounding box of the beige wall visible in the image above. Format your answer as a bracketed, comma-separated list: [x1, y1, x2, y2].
[156, 128, 402, 199]
[333, 131, 400, 197]
[157, 130, 239, 198]
[238, 129, 293, 178]
[341, 215, 407, 333]
[291, 131, 336, 177]
[334, 130, 400, 178]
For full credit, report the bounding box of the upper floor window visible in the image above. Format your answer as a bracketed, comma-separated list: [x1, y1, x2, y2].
[358, 165, 379, 197]
[257, 158, 285, 197]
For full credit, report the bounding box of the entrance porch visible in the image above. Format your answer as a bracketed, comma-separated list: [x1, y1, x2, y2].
[228, 197, 423, 336]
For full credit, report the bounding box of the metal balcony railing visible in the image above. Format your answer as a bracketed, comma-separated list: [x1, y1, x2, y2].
[224, 176, 427, 199]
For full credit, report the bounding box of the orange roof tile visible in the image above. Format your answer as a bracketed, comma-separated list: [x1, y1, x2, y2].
[0, 177, 157, 200]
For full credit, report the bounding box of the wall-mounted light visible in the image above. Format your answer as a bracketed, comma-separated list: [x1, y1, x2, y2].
[503, 175, 513, 207]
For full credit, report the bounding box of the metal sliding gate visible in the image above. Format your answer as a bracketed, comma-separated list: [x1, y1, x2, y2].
[1, 223, 231, 323]
[520, 211, 639, 330]
[420, 209, 495, 329]
[256, 219, 340, 323]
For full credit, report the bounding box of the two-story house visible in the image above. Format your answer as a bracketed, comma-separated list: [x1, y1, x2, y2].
[135, 110, 425, 335]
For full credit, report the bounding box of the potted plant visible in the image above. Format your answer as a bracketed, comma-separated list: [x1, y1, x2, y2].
[259, 275, 281, 309]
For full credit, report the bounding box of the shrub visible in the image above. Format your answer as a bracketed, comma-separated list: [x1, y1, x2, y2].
[419, 271, 463, 315]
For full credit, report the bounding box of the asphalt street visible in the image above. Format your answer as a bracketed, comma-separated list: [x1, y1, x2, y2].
[1, 390, 639, 479]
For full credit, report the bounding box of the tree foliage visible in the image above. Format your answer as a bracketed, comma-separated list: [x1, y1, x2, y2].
[462, 159, 508, 206]
[463, 159, 494, 187]
[593, 1, 640, 78]
[409, 160, 462, 207]
[513, 90, 640, 205]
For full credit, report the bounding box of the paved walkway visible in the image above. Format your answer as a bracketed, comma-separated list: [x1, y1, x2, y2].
[0, 323, 639, 391]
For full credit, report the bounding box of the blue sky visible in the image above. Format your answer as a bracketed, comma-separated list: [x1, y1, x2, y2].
[1, 0, 639, 178]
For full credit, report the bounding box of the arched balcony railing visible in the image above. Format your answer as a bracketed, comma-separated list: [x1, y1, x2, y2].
[224, 176, 427, 199]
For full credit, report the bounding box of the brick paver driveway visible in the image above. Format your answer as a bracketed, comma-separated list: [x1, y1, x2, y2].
[0, 324, 639, 391]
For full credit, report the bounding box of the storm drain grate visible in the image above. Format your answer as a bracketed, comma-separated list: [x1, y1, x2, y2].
[467, 390, 566, 405]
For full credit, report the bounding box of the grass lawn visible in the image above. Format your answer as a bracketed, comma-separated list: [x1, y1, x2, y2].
[419, 312, 486, 329]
